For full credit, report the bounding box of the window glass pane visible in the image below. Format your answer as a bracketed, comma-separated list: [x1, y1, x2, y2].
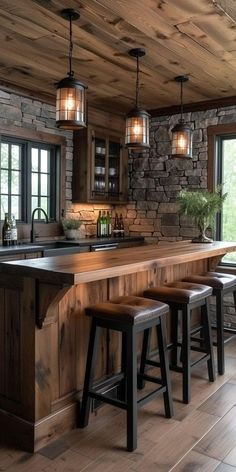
[11, 196, 20, 220]
[31, 148, 38, 171]
[11, 145, 20, 170]
[32, 173, 38, 195]
[31, 197, 39, 217]
[1, 195, 8, 219]
[41, 174, 48, 196]
[41, 150, 48, 173]
[11, 171, 20, 194]
[1, 143, 9, 168]
[1, 170, 8, 193]
[40, 197, 48, 215]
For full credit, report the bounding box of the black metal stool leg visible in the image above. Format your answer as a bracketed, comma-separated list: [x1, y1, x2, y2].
[137, 328, 151, 389]
[79, 319, 101, 428]
[170, 306, 179, 368]
[201, 300, 215, 382]
[157, 317, 173, 418]
[118, 331, 127, 401]
[182, 306, 191, 404]
[216, 291, 224, 375]
[126, 327, 137, 452]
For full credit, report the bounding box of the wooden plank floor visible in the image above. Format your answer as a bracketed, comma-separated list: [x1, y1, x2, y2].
[2, 342, 236, 471]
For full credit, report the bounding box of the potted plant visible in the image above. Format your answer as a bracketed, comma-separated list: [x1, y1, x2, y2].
[177, 187, 227, 243]
[61, 217, 83, 240]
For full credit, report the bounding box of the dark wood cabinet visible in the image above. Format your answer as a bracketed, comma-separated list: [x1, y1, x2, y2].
[73, 125, 128, 203]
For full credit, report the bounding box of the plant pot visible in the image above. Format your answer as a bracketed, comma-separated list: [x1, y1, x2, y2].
[192, 226, 213, 243]
[64, 229, 80, 240]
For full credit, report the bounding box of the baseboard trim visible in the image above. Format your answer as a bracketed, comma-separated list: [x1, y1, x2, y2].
[0, 402, 78, 452]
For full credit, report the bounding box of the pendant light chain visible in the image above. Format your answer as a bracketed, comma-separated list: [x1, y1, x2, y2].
[136, 54, 140, 108]
[180, 79, 183, 122]
[68, 13, 73, 77]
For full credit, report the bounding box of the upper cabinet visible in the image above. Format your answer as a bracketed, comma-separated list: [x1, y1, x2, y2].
[72, 109, 128, 203]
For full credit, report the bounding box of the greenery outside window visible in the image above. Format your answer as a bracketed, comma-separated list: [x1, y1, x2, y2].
[0, 137, 59, 222]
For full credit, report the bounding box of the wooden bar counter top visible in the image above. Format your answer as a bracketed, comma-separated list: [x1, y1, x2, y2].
[0, 240, 236, 452]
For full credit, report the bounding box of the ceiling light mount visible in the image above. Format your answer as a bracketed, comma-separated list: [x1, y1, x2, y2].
[171, 75, 192, 158]
[125, 48, 150, 150]
[56, 8, 87, 130]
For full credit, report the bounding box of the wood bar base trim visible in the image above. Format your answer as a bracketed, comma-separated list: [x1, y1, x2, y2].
[0, 403, 77, 453]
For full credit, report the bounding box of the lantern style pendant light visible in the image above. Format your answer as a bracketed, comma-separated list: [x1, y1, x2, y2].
[56, 9, 87, 129]
[125, 48, 150, 149]
[171, 76, 192, 158]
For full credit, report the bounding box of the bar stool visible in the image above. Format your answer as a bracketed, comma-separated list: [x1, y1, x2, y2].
[183, 272, 236, 375]
[144, 282, 215, 404]
[79, 295, 173, 452]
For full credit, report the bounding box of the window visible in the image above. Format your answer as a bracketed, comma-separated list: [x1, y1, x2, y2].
[0, 137, 59, 222]
[208, 124, 236, 265]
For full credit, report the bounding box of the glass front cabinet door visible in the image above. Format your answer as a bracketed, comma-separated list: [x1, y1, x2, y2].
[73, 126, 128, 203]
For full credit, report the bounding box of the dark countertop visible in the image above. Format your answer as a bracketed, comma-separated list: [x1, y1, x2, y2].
[0, 244, 45, 256]
[0, 236, 144, 256]
[58, 236, 144, 246]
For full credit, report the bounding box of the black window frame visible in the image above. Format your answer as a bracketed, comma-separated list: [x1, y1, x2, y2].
[0, 135, 60, 223]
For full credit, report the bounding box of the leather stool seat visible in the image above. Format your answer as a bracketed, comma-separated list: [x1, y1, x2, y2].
[144, 281, 215, 404]
[80, 295, 173, 452]
[183, 272, 236, 290]
[86, 295, 169, 325]
[144, 282, 212, 305]
[183, 272, 236, 375]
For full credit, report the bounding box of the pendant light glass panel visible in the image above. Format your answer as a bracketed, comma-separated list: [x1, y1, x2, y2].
[171, 123, 192, 158]
[56, 9, 87, 130]
[125, 48, 150, 150]
[56, 77, 87, 129]
[125, 108, 149, 149]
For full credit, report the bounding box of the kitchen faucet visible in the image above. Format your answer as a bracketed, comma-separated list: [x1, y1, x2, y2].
[30, 207, 49, 243]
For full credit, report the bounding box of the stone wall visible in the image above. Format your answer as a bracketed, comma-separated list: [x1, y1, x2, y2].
[125, 106, 236, 243]
[125, 105, 236, 327]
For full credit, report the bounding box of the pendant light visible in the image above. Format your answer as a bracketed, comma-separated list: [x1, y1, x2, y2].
[56, 9, 87, 130]
[171, 76, 192, 158]
[125, 48, 150, 150]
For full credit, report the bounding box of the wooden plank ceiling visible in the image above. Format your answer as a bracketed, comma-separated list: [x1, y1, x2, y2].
[0, 0, 236, 113]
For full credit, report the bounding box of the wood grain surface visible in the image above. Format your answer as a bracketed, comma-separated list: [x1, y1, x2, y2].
[1, 241, 236, 285]
[1, 1, 236, 112]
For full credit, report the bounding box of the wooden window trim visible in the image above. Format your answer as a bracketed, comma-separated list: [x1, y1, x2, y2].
[208, 123, 236, 190]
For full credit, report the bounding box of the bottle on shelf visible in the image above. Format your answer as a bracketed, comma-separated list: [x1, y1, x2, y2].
[119, 214, 125, 238]
[10, 214, 18, 246]
[101, 211, 107, 237]
[107, 211, 112, 237]
[113, 213, 119, 238]
[2, 213, 11, 246]
[97, 211, 102, 238]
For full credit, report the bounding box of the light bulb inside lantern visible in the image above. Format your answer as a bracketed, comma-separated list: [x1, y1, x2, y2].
[66, 94, 75, 111]
[178, 134, 186, 150]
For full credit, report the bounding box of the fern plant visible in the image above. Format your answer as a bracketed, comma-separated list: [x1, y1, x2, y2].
[177, 188, 227, 242]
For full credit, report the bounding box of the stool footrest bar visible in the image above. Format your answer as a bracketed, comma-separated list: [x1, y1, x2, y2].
[137, 386, 166, 408]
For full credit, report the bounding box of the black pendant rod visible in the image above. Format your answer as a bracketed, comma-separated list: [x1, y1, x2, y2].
[174, 75, 188, 124]
[68, 13, 73, 77]
[61, 9, 80, 78]
[129, 48, 146, 109]
[136, 54, 140, 108]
